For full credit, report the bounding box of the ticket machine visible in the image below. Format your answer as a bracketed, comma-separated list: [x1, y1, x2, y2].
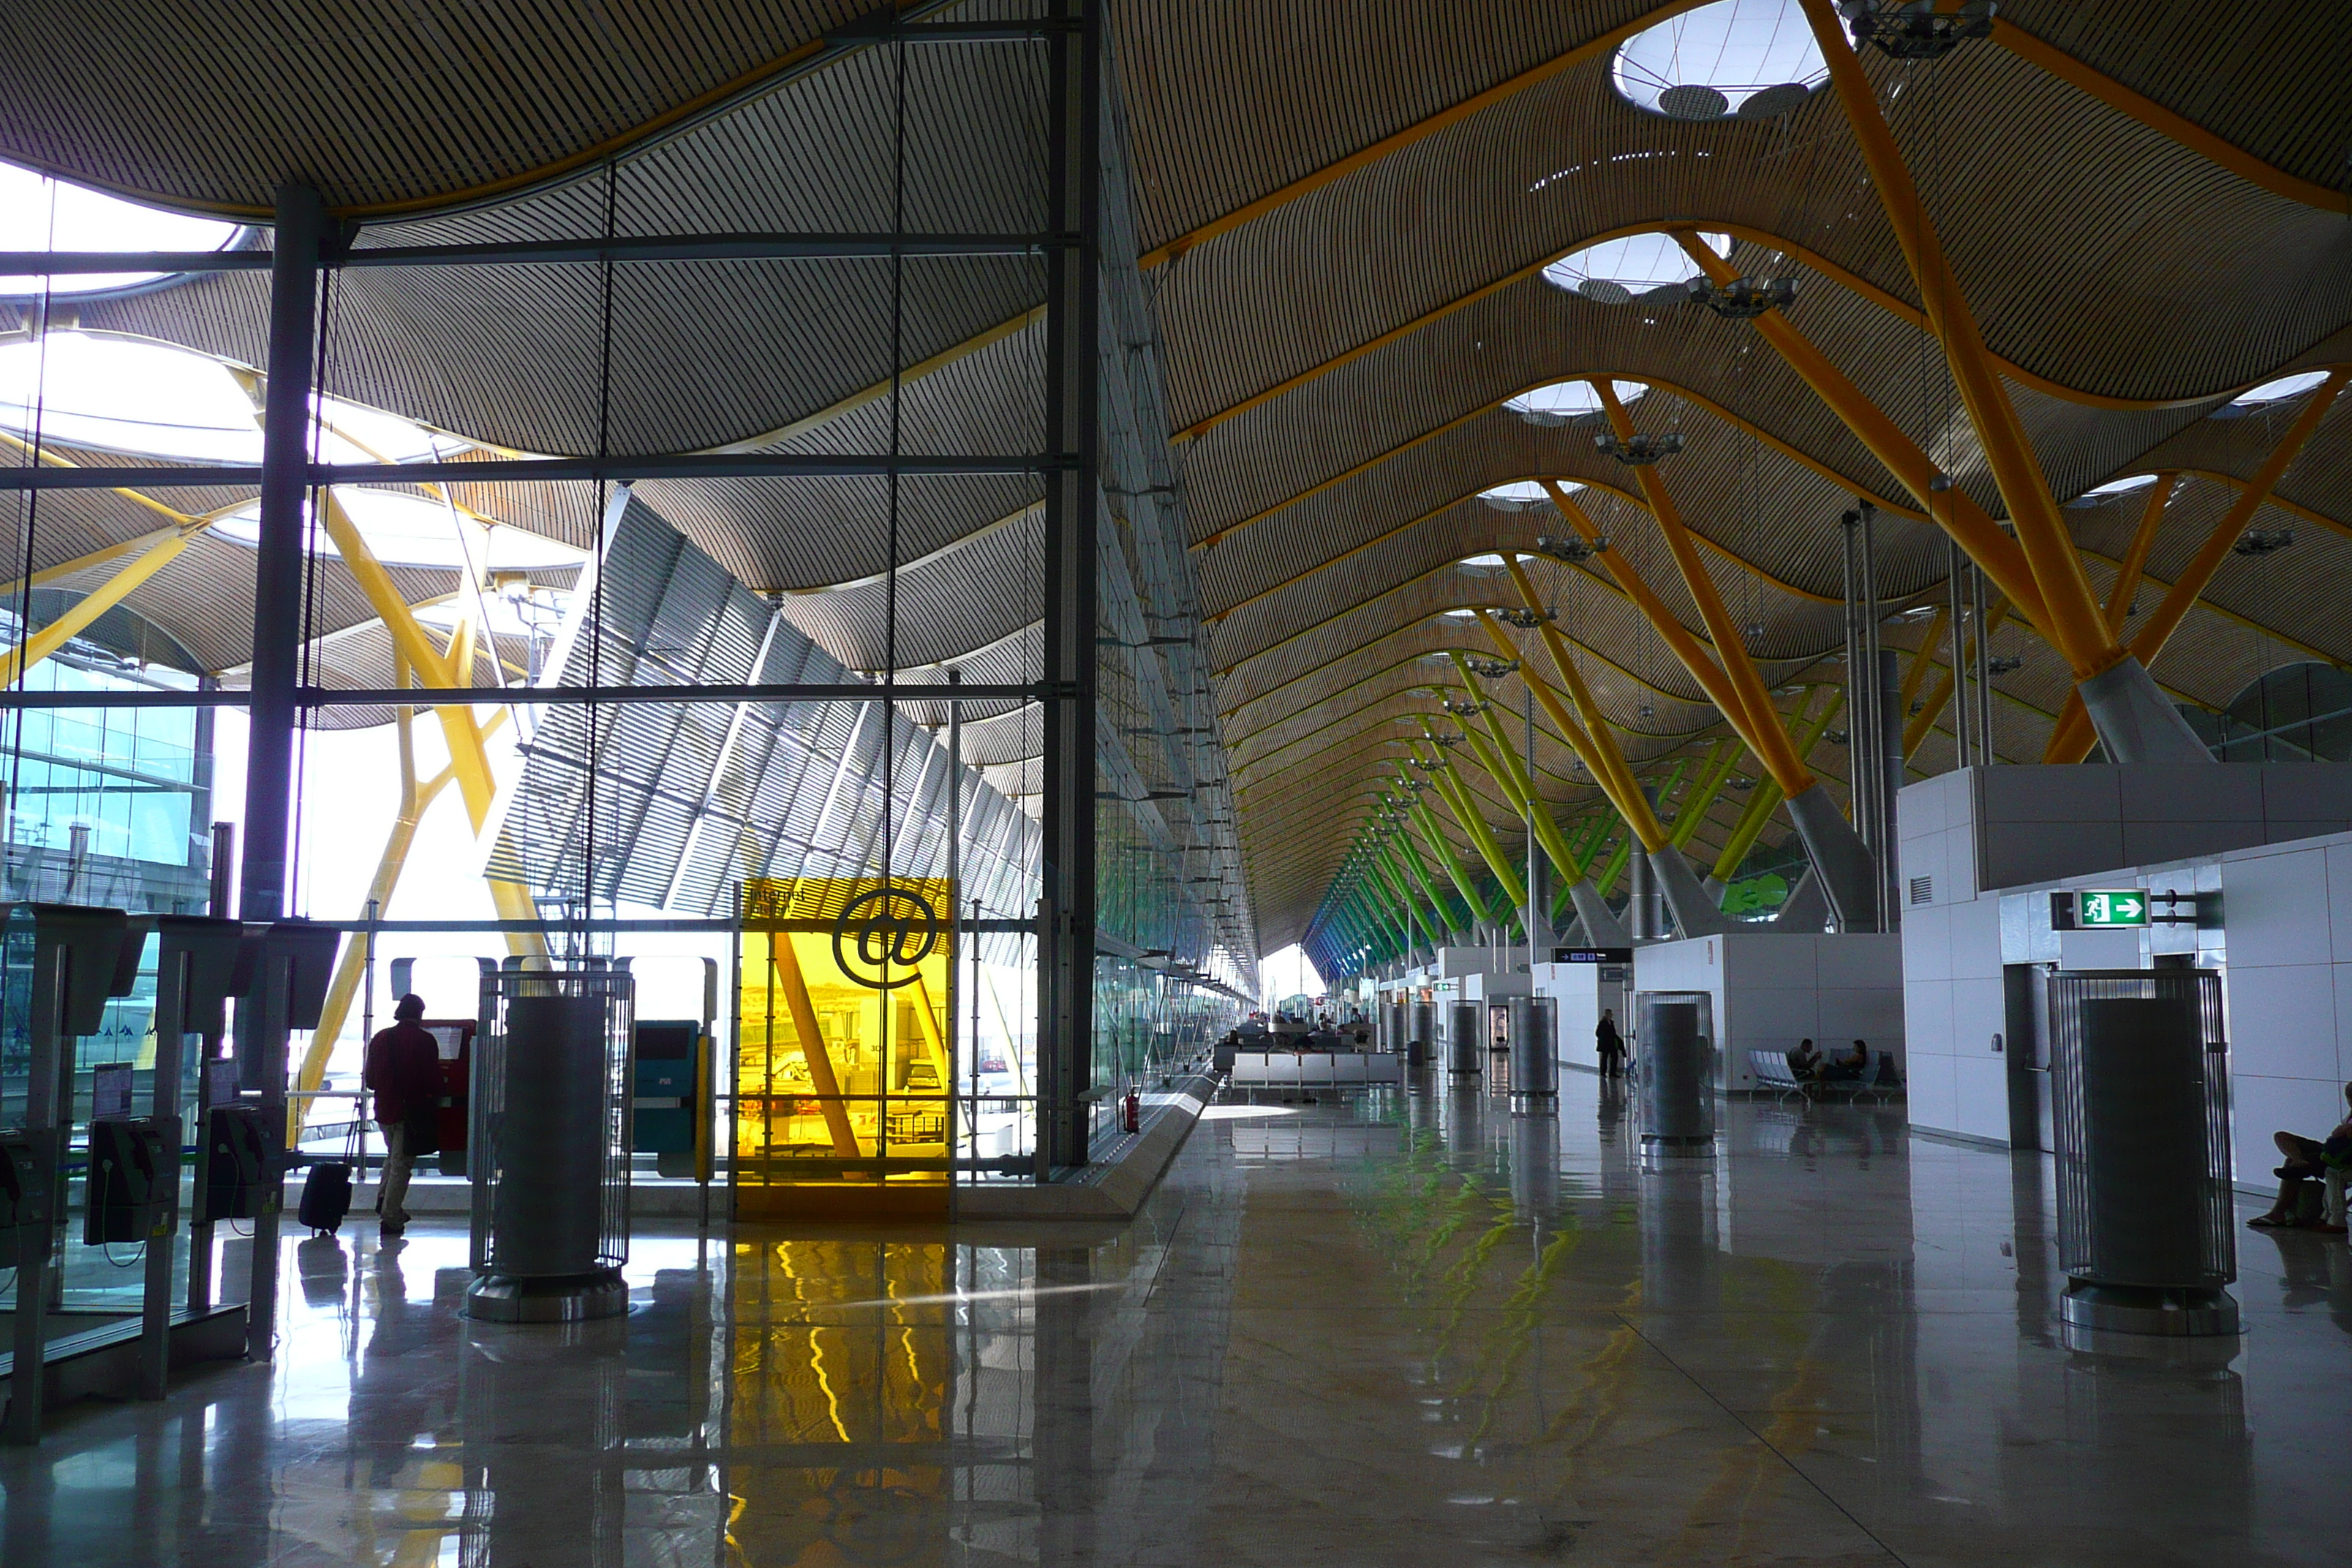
[388, 957, 478, 1177]
[630, 958, 716, 1187]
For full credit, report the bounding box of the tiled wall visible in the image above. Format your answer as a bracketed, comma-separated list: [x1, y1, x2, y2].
[1899, 766, 2352, 1186]
[1632, 931, 1904, 1092]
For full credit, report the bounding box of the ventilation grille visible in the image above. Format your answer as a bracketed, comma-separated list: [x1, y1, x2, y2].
[1910, 875, 1934, 905]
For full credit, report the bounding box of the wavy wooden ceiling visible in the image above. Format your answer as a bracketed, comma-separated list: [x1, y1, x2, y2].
[2, 0, 2348, 955]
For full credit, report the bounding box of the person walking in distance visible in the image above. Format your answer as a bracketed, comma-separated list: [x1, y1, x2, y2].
[364, 993, 440, 1238]
[1595, 1008, 1625, 1079]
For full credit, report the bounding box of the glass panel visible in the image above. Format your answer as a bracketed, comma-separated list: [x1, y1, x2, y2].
[736, 877, 954, 1219]
[53, 930, 168, 1319]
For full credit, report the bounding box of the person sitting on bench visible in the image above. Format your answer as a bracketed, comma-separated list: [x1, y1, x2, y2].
[1821, 1041, 1870, 1084]
[2250, 1082, 2352, 1233]
[1786, 1039, 1823, 1082]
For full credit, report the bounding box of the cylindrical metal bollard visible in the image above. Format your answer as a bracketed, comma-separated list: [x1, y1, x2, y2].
[1638, 995, 1713, 1152]
[1409, 1000, 1434, 1067]
[1509, 995, 1557, 1100]
[467, 965, 633, 1323]
[2049, 970, 2236, 1338]
[1448, 1001, 1483, 1075]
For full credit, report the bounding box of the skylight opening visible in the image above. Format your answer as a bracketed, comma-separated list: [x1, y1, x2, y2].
[1543, 232, 1731, 303]
[0, 331, 475, 469]
[213, 489, 585, 573]
[1613, 0, 1829, 121]
[0, 162, 241, 298]
[2228, 371, 2332, 410]
[1504, 380, 1646, 427]
[2065, 473, 2160, 508]
[1479, 480, 1580, 511]
[416, 589, 570, 644]
[0, 333, 262, 462]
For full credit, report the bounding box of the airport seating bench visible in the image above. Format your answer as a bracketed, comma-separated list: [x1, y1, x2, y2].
[1228, 1051, 1405, 1088]
[1749, 1049, 1899, 1105]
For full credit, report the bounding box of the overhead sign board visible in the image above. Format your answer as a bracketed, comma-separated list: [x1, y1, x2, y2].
[1557, 946, 1635, 965]
[2072, 889, 2148, 929]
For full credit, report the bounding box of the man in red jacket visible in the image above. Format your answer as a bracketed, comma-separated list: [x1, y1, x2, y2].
[364, 993, 440, 1237]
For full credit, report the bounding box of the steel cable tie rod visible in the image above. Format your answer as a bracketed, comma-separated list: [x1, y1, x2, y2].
[0, 452, 1077, 490]
[0, 232, 1082, 275]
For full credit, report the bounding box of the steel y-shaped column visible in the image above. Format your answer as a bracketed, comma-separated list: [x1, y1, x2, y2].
[1536, 475, 1876, 927]
[1795, 0, 2210, 762]
[2043, 374, 2348, 762]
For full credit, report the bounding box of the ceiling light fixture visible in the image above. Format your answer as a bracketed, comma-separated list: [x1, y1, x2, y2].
[1685, 275, 1796, 318]
[1841, 0, 1996, 60]
[1594, 431, 1685, 466]
[1532, 533, 1605, 563]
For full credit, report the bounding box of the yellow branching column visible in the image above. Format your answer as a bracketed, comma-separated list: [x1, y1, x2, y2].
[1475, 578, 1730, 937]
[1795, 0, 2213, 764]
[1533, 474, 1880, 930]
[2042, 372, 2348, 762]
[317, 494, 552, 951]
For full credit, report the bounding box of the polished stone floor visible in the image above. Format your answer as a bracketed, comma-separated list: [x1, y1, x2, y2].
[4, 1073, 2349, 1566]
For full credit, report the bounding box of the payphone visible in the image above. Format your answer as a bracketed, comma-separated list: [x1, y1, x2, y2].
[195, 1104, 276, 1222]
[157, 914, 253, 1376]
[0, 1135, 52, 1270]
[1, 903, 140, 1446]
[84, 1117, 177, 1244]
[424, 1020, 475, 1176]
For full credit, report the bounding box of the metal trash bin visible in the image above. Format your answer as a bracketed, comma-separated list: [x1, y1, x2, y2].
[1637, 992, 1713, 1153]
[1409, 1000, 1433, 1067]
[1509, 995, 1557, 1101]
[1448, 1001, 1483, 1076]
[466, 962, 636, 1323]
[2048, 969, 2236, 1338]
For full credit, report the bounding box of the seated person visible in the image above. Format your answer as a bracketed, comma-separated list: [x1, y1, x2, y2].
[2250, 1081, 2352, 1232]
[1785, 1039, 1823, 1082]
[1821, 1040, 1870, 1083]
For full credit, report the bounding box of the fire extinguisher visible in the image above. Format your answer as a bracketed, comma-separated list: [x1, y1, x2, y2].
[1122, 1090, 1141, 1134]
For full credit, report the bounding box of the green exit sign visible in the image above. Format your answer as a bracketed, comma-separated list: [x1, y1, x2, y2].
[2074, 889, 2149, 928]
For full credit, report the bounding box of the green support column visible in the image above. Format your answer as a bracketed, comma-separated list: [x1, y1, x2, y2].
[1712, 690, 1844, 882]
[1404, 789, 1494, 925]
[1417, 744, 1523, 894]
[1449, 704, 1585, 892]
[1392, 831, 1467, 936]
[1669, 739, 1744, 853]
[1373, 840, 1447, 946]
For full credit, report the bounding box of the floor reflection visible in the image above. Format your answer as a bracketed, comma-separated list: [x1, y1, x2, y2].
[1, 1072, 2347, 1566]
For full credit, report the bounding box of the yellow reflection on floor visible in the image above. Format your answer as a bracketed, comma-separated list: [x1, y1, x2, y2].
[725, 1235, 954, 1567]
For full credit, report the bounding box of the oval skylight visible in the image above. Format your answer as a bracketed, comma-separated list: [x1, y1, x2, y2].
[1478, 479, 1583, 511]
[2228, 371, 2332, 410]
[214, 489, 586, 573]
[1613, 0, 1828, 119]
[0, 333, 263, 462]
[1543, 233, 1731, 303]
[0, 331, 473, 470]
[1504, 380, 1647, 426]
[2064, 472, 2160, 509]
[0, 162, 241, 298]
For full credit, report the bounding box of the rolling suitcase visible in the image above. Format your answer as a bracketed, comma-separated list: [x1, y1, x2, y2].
[298, 1160, 353, 1235]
